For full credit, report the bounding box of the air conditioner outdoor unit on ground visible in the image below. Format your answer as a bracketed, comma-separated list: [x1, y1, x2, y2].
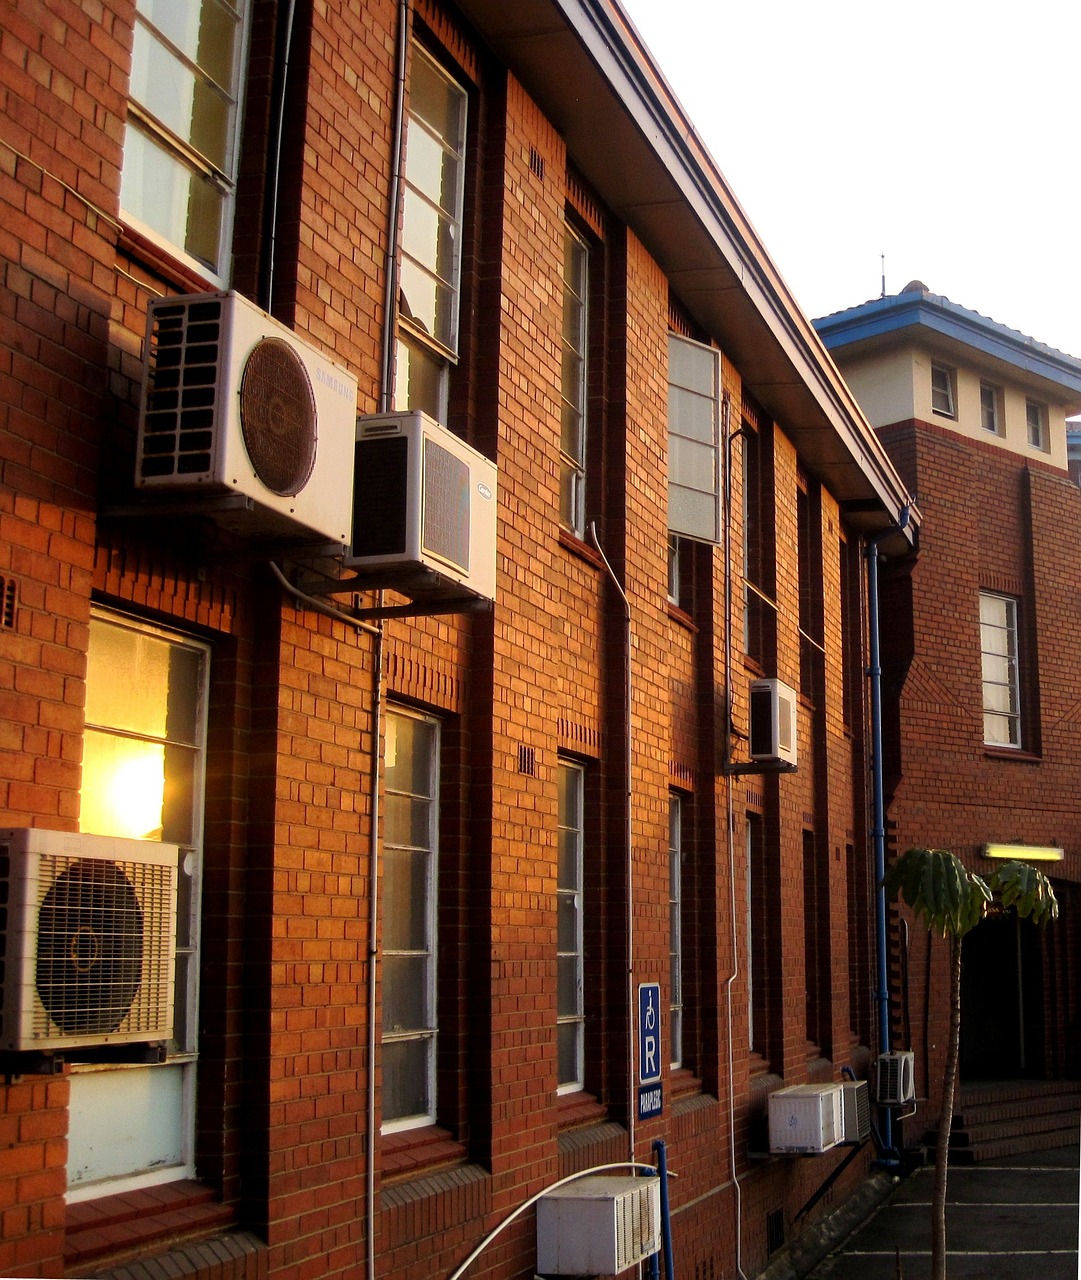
[348, 410, 497, 603]
[840, 1079, 871, 1143]
[749, 677, 798, 767]
[876, 1050, 916, 1105]
[0, 829, 178, 1053]
[135, 290, 358, 546]
[768, 1083, 843, 1154]
[536, 1175, 661, 1275]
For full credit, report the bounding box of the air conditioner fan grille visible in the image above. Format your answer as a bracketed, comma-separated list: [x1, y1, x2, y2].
[239, 338, 317, 496]
[31, 854, 175, 1041]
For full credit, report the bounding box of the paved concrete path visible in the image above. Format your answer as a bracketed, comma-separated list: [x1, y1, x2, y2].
[808, 1145, 1079, 1279]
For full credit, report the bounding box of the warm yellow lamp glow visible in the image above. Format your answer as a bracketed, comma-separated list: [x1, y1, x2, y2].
[982, 842, 1064, 862]
[81, 737, 165, 840]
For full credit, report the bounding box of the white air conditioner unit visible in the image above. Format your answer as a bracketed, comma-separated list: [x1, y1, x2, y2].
[0, 829, 178, 1052]
[840, 1079, 871, 1143]
[876, 1050, 916, 1105]
[768, 1083, 843, 1154]
[348, 410, 497, 603]
[135, 290, 358, 546]
[749, 677, 798, 767]
[536, 1175, 661, 1275]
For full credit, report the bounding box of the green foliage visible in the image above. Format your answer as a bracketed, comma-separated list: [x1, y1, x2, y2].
[883, 847, 1059, 939]
[987, 859, 1059, 924]
[882, 846, 990, 939]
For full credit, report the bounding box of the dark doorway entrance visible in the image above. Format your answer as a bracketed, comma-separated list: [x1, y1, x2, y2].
[960, 909, 1044, 1079]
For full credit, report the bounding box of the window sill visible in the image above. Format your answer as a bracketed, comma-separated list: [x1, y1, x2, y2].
[556, 1089, 607, 1130]
[558, 526, 606, 570]
[64, 1180, 234, 1276]
[380, 1123, 467, 1184]
[983, 746, 1041, 764]
[117, 221, 217, 295]
[666, 601, 697, 631]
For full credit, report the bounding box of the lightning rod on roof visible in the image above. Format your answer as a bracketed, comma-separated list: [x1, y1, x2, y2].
[881, 254, 886, 299]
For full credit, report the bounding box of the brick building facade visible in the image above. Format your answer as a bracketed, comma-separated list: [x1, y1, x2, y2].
[818, 286, 1081, 1147]
[0, 2, 915, 1278]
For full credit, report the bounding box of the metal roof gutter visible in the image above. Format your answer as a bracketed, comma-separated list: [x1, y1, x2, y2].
[454, 0, 918, 547]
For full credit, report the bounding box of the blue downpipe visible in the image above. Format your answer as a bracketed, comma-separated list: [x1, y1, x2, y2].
[652, 1139, 675, 1278]
[866, 535, 898, 1164]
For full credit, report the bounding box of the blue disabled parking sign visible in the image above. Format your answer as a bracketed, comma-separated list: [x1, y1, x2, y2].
[638, 983, 662, 1119]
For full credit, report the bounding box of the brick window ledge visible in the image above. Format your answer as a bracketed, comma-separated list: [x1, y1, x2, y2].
[65, 1180, 235, 1276]
[380, 1124, 468, 1184]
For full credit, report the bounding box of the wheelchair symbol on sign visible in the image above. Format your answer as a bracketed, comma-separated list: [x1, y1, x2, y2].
[638, 983, 661, 1084]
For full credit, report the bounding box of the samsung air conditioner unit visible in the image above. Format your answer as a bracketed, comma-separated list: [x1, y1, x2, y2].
[135, 290, 358, 546]
[0, 829, 178, 1052]
[348, 410, 497, 603]
[768, 1083, 843, 1154]
[536, 1175, 661, 1275]
[876, 1050, 916, 1106]
[749, 678, 798, 767]
[840, 1079, 871, 1143]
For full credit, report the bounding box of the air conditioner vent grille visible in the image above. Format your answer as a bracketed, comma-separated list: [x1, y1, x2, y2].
[421, 438, 470, 573]
[239, 338, 317, 496]
[0, 831, 178, 1051]
[31, 853, 174, 1041]
[139, 298, 224, 480]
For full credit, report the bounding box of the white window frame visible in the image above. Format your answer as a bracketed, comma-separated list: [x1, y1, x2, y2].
[669, 794, 684, 1069]
[668, 333, 722, 545]
[559, 225, 589, 536]
[931, 363, 956, 417]
[70, 608, 209, 1201]
[381, 707, 440, 1131]
[980, 382, 1002, 435]
[394, 44, 468, 423]
[1026, 398, 1049, 452]
[120, 0, 251, 285]
[980, 591, 1021, 748]
[557, 760, 585, 1092]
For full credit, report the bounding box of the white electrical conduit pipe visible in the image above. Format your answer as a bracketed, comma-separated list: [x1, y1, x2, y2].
[721, 395, 750, 1280]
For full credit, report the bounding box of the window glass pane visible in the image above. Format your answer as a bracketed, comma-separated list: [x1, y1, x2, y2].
[385, 714, 434, 793]
[86, 612, 203, 743]
[137, 0, 238, 89]
[557, 1021, 580, 1087]
[383, 954, 429, 1033]
[382, 1038, 431, 1122]
[384, 793, 431, 848]
[557, 890, 578, 954]
[668, 384, 716, 445]
[394, 334, 445, 419]
[382, 848, 429, 950]
[129, 23, 232, 171]
[669, 337, 716, 395]
[120, 126, 226, 271]
[409, 49, 465, 152]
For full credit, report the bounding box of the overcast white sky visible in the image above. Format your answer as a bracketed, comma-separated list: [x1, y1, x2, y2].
[619, 0, 1081, 360]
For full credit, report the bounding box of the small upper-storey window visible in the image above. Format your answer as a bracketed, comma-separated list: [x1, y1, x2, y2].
[980, 382, 1003, 434]
[120, 0, 250, 283]
[668, 334, 722, 545]
[395, 45, 468, 423]
[1026, 398, 1049, 451]
[930, 363, 956, 418]
[560, 227, 589, 535]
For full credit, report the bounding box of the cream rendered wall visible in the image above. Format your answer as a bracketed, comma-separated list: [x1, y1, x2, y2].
[836, 344, 1070, 472]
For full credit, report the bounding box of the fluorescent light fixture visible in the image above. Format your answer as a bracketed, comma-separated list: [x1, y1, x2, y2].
[982, 842, 1064, 862]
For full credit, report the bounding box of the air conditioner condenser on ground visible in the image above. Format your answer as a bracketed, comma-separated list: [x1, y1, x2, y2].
[348, 410, 497, 603]
[536, 1175, 661, 1274]
[0, 829, 178, 1052]
[135, 290, 358, 545]
[749, 677, 798, 766]
[768, 1083, 843, 1154]
[876, 1050, 916, 1105]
